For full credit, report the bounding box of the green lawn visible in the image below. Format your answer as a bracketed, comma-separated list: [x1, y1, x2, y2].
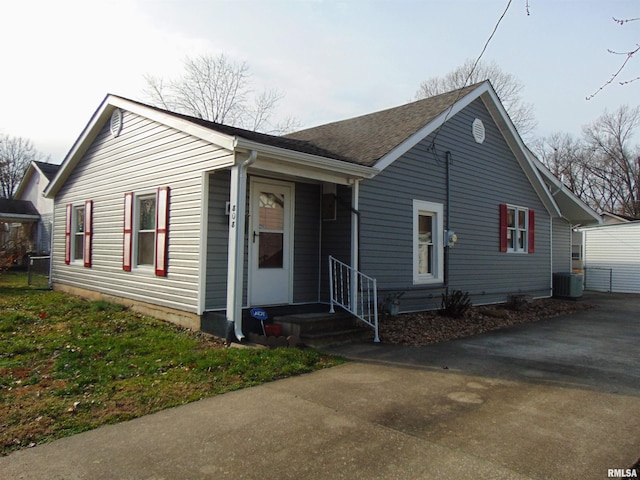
[0, 272, 344, 455]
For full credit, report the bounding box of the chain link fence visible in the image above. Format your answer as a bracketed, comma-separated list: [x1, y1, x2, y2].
[27, 255, 51, 289]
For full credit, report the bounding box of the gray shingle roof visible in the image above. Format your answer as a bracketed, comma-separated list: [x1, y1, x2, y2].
[34, 161, 61, 181]
[0, 199, 39, 217]
[115, 83, 482, 168]
[285, 83, 482, 166]
[113, 97, 352, 162]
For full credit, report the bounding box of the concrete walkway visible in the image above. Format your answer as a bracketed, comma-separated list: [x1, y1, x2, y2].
[1, 292, 639, 479]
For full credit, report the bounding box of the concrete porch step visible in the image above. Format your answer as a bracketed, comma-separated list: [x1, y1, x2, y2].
[273, 311, 374, 348]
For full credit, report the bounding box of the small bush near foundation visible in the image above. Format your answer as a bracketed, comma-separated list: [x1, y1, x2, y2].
[440, 289, 472, 319]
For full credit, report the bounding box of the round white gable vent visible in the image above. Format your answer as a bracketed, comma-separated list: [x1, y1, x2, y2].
[472, 118, 485, 144]
[110, 108, 123, 137]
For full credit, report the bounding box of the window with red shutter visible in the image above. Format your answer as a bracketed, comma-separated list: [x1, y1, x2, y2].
[64, 204, 72, 264]
[123, 192, 133, 271]
[155, 186, 170, 277]
[84, 200, 93, 267]
[123, 189, 170, 275]
[499, 204, 508, 252]
[528, 210, 535, 253]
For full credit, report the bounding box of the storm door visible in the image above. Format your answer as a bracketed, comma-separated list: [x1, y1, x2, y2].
[249, 179, 294, 305]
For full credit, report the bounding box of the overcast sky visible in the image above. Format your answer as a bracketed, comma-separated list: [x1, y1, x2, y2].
[1, 0, 638, 163]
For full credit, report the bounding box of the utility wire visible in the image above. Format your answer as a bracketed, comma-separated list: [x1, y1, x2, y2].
[430, 0, 513, 150]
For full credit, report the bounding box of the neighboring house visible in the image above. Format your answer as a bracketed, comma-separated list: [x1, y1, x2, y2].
[571, 212, 633, 272]
[44, 81, 599, 340]
[579, 219, 640, 293]
[13, 161, 60, 254]
[0, 199, 41, 261]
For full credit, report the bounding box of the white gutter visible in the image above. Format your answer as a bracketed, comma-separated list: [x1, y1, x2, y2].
[226, 150, 257, 342]
[235, 138, 378, 181]
[0, 213, 40, 222]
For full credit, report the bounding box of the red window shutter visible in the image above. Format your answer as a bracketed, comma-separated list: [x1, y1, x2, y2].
[64, 204, 72, 264]
[123, 192, 133, 271]
[155, 186, 170, 277]
[83, 200, 93, 267]
[499, 204, 508, 252]
[528, 209, 535, 254]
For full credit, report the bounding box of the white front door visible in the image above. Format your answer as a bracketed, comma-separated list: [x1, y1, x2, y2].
[249, 179, 294, 305]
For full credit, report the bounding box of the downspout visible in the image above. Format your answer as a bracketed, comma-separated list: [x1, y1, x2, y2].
[549, 218, 553, 298]
[350, 179, 360, 309]
[444, 151, 451, 288]
[226, 150, 257, 343]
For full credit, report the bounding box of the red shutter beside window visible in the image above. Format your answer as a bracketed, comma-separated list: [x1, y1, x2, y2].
[83, 200, 93, 267]
[528, 209, 535, 254]
[499, 203, 508, 252]
[64, 204, 72, 264]
[155, 186, 170, 277]
[123, 192, 133, 271]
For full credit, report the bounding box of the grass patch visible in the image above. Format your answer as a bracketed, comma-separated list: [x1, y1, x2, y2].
[0, 272, 345, 455]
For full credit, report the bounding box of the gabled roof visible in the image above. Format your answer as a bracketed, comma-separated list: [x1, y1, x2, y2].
[286, 83, 482, 167]
[33, 161, 60, 181]
[14, 161, 61, 200]
[114, 96, 358, 163]
[44, 81, 595, 225]
[45, 95, 377, 197]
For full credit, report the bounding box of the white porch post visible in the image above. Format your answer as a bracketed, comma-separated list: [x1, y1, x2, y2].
[350, 180, 360, 310]
[226, 151, 256, 341]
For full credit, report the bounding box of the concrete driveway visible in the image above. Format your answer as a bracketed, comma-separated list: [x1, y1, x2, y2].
[1, 292, 639, 479]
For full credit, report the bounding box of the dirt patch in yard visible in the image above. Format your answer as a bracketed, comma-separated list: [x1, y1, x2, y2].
[379, 298, 596, 347]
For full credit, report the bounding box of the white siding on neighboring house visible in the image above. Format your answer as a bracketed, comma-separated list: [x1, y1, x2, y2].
[583, 223, 640, 293]
[52, 110, 233, 314]
[552, 217, 572, 273]
[16, 165, 55, 253]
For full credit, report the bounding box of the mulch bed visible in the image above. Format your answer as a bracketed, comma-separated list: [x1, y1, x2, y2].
[379, 298, 595, 347]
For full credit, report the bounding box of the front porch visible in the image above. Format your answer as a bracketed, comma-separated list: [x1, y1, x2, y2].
[200, 148, 377, 344]
[200, 304, 374, 348]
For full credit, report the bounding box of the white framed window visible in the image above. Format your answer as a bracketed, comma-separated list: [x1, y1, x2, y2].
[413, 200, 444, 284]
[123, 187, 170, 276]
[65, 201, 92, 267]
[72, 205, 85, 262]
[506, 205, 528, 253]
[135, 193, 156, 267]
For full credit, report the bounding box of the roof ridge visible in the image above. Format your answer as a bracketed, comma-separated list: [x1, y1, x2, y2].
[287, 82, 485, 137]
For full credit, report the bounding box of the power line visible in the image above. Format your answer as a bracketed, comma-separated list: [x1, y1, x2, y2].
[430, 0, 514, 150]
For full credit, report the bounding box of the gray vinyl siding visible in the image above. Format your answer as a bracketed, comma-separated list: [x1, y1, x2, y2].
[359, 98, 552, 312]
[204, 171, 231, 310]
[320, 184, 352, 302]
[552, 217, 572, 273]
[52, 110, 233, 314]
[38, 214, 53, 253]
[292, 183, 321, 303]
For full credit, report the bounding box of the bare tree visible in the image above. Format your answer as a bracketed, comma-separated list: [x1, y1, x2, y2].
[533, 132, 595, 208]
[582, 105, 640, 217]
[586, 17, 639, 100]
[535, 105, 640, 217]
[0, 135, 46, 199]
[415, 59, 537, 138]
[143, 53, 299, 133]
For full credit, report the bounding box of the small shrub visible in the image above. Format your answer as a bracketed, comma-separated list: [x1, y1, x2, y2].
[440, 289, 472, 318]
